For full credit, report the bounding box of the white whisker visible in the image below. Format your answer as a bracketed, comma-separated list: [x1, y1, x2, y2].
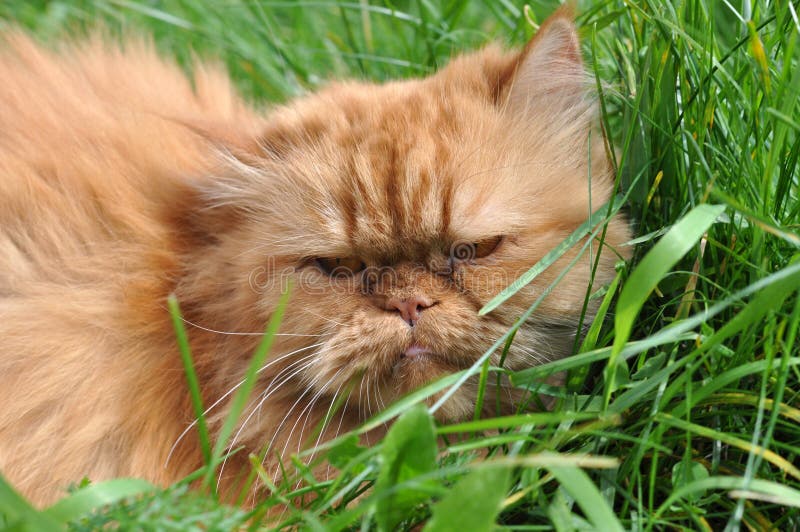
[326, 387, 352, 479]
[164, 341, 324, 467]
[357, 368, 366, 422]
[375, 380, 386, 413]
[364, 371, 373, 418]
[307, 375, 348, 462]
[262, 362, 331, 463]
[267, 369, 340, 480]
[218, 352, 322, 480]
[177, 315, 325, 337]
[284, 369, 344, 462]
[301, 308, 348, 327]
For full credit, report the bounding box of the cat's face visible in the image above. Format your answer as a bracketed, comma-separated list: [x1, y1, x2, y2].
[189, 14, 630, 423]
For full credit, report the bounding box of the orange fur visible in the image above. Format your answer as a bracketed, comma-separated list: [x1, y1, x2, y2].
[0, 10, 630, 506]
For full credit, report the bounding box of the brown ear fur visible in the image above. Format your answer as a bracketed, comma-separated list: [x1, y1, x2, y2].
[502, 5, 588, 121]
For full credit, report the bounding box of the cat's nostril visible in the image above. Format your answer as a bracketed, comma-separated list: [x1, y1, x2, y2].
[384, 296, 435, 326]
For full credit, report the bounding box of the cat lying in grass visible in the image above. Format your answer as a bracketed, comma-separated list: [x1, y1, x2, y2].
[0, 6, 629, 505]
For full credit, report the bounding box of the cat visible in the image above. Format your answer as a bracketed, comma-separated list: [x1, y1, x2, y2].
[0, 7, 630, 506]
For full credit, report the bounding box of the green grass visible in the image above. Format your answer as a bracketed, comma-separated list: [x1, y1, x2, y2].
[2, 0, 800, 530]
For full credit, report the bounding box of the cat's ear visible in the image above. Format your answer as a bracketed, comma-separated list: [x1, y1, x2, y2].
[503, 5, 587, 118]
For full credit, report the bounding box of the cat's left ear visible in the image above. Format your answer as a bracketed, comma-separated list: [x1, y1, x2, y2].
[503, 5, 587, 118]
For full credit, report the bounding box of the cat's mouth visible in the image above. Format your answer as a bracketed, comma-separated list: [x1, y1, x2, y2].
[393, 343, 441, 373]
[393, 342, 461, 373]
[400, 343, 432, 360]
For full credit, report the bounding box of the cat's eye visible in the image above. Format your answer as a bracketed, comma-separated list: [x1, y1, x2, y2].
[474, 236, 503, 258]
[451, 236, 503, 262]
[450, 236, 503, 269]
[315, 256, 366, 277]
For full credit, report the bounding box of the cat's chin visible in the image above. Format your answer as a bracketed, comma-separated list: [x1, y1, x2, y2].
[385, 348, 477, 422]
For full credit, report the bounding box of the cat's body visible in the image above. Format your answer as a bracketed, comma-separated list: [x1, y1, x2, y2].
[0, 10, 629, 506]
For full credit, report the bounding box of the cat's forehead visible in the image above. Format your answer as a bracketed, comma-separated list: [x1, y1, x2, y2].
[295, 81, 513, 259]
[249, 70, 545, 262]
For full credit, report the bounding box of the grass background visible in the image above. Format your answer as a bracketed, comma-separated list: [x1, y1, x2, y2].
[1, 0, 800, 530]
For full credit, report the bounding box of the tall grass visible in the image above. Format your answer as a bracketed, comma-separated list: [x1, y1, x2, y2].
[1, 0, 799, 530]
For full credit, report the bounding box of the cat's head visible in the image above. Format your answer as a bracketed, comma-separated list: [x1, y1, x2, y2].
[181, 9, 630, 425]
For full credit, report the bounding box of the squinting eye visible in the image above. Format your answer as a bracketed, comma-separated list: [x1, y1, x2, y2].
[449, 236, 503, 263]
[473, 235, 503, 258]
[315, 256, 366, 277]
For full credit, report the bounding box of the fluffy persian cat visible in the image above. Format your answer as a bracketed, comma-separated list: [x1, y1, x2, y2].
[0, 8, 629, 506]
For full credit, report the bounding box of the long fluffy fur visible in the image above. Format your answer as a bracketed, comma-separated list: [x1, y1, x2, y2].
[0, 10, 630, 506]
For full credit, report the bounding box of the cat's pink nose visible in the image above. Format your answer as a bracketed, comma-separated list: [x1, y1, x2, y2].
[384, 296, 435, 326]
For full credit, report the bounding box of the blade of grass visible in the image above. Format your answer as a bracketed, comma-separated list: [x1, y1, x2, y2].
[0, 474, 61, 530]
[202, 285, 292, 491]
[168, 294, 211, 466]
[480, 196, 625, 316]
[547, 465, 625, 532]
[605, 203, 726, 405]
[43, 478, 155, 523]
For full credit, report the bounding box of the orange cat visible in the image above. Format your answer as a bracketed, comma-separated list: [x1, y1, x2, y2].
[0, 8, 629, 506]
